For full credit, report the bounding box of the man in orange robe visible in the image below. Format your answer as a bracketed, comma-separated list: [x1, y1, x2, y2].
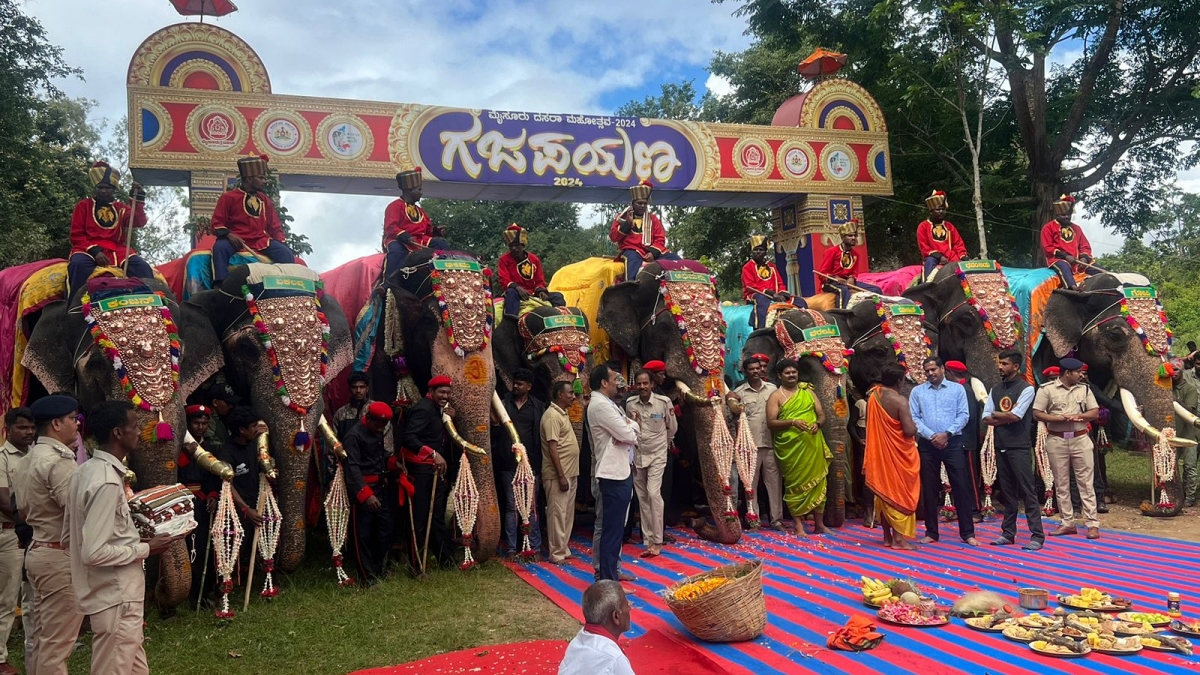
[864, 363, 921, 549]
[67, 161, 151, 296]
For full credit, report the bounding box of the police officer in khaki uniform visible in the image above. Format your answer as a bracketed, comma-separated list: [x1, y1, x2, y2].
[0, 408, 36, 675]
[65, 401, 165, 675]
[13, 395, 84, 675]
[1032, 357, 1101, 539]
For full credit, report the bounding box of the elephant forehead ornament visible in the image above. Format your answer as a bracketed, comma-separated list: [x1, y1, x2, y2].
[775, 310, 851, 376]
[874, 297, 933, 384]
[429, 255, 493, 356]
[954, 261, 1024, 350]
[1118, 286, 1173, 358]
[242, 275, 332, 416]
[659, 270, 727, 393]
[520, 310, 592, 381]
[81, 289, 181, 413]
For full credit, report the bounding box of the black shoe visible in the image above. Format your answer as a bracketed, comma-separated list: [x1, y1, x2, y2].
[1097, 504, 1109, 514]
[972, 513, 984, 523]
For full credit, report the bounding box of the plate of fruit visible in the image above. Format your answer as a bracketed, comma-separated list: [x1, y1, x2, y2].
[1111, 621, 1164, 637]
[877, 601, 949, 628]
[1029, 639, 1090, 659]
[1116, 612, 1172, 627]
[1139, 635, 1194, 655]
[1087, 634, 1142, 656]
[860, 577, 921, 608]
[1170, 619, 1200, 637]
[1057, 587, 1130, 611]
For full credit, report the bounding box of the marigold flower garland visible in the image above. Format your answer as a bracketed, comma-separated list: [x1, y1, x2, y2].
[450, 449, 480, 570]
[954, 266, 1024, 349]
[1120, 295, 1173, 357]
[670, 577, 729, 601]
[1033, 422, 1056, 516]
[255, 474, 283, 598]
[80, 290, 181, 413]
[241, 283, 331, 417]
[211, 480, 244, 619]
[979, 427, 997, 519]
[1152, 427, 1177, 510]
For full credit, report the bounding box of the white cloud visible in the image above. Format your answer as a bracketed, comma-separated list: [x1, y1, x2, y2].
[705, 72, 734, 98]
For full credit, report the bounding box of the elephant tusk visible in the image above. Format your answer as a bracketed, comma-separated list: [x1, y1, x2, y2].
[674, 381, 718, 407]
[316, 418, 347, 461]
[442, 414, 488, 456]
[1174, 401, 1200, 428]
[121, 456, 137, 488]
[969, 377, 988, 405]
[491, 392, 527, 464]
[256, 427, 278, 480]
[1119, 388, 1197, 448]
[183, 431, 235, 481]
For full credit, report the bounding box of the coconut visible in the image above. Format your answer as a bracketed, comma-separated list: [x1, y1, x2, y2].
[888, 579, 918, 596]
[900, 591, 921, 605]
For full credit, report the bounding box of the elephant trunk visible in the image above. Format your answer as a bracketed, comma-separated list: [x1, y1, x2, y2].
[271, 408, 320, 572]
[810, 368, 849, 528]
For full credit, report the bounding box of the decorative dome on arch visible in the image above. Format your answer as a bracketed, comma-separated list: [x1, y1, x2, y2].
[127, 22, 270, 93]
[771, 79, 887, 133]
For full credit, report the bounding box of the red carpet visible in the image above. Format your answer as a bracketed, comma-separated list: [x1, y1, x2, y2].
[508, 520, 1200, 674]
[351, 628, 729, 674]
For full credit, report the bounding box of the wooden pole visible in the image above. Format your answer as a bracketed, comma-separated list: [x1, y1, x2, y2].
[121, 188, 140, 274]
[813, 270, 877, 295]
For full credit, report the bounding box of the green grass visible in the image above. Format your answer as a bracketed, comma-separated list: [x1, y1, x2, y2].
[6, 556, 579, 675]
[1105, 445, 1158, 504]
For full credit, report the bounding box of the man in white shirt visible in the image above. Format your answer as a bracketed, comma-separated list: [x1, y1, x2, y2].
[558, 580, 635, 675]
[626, 370, 677, 558]
[727, 354, 782, 529]
[587, 365, 639, 582]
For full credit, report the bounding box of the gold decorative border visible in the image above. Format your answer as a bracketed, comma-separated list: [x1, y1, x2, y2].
[820, 105, 865, 131]
[867, 145, 889, 183]
[167, 58, 234, 91]
[185, 103, 249, 154]
[135, 100, 173, 153]
[797, 79, 888, 132]
[389, 103, 426, 171]
[128, 22, 270, 93]
[316, 114, 374, 163]
[732, 137, 774, 179]
[253, 109, 312, 159]
[819, 142, 858, 182]
[776, 141, 816, 181]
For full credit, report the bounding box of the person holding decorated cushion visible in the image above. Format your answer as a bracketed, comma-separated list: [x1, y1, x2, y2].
[741, 235, 799, 330]
[497, 224, 565, 318]
[817, 220, 881, 309]
[1040, 194, 1095, 289]
[382, 167, 449, 286]
[916, 190, 968, 282]
[210, 155, 296, 282]
[67, 161, 152, 297]
[610, 180, 677, 282]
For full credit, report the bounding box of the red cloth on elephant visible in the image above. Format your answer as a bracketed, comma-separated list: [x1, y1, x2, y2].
[0, 259, 60, 412]
[740, 259, 785, 301]
[1040, 220, 1092, 260]
[383, 198, 434, 250]
[318, 253, 385, 415]
[609, 211, 667, 257]
[916, 219, 967, 261]
[69, 197, 147, 263]
[498, 251, 547, 293]
[210, 188, 285, 251]
[818, 245, 860, 281]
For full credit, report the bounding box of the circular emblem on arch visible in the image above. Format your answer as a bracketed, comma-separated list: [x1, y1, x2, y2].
[317, 114, 372, 162]
[777, 141, 815, 181]
[254, 109, 312, 157]
[732, 137, 773, 179]
[186, 103, 247, 153]
[868, 145, 889, 182]
[138, 101, 172, 153]
[820, 143, 857, 182]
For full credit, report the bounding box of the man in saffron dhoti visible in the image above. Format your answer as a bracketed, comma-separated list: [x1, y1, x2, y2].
[766, 359, 832, 536]
[864, 364, 921, 550]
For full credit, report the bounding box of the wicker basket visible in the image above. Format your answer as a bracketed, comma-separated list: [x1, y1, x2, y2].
[662, 559, 766, 642]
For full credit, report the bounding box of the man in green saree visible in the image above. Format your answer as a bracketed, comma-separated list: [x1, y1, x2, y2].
[766, 359, 832, 536]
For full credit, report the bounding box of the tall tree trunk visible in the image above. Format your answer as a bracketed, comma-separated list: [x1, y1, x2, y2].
[1030, 175, 1063, 265]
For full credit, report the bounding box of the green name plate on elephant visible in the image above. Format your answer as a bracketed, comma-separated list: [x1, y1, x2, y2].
[801, 325, 841, 341]
[432, 259, 482, 273]
[959, 260, 998, 273]
[888, 303, 923, 317]
[664, 271, 711, 285]
[95, 294, 163, 313]
[262, 276, 317, 294]
[1122, 286, 1157, 300]
[544, 314, 587, 330]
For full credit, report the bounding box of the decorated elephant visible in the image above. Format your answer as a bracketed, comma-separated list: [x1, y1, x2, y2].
[598, 260, 743, 544]
[189, 263, 353, 570]
[740, 295, 936, 527]
[364, 248, 502, 564]
[1035, 273, 1195, 517]
[21, 276, 225, 610]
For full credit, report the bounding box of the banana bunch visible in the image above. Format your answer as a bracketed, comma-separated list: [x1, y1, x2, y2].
[861, 576, 897, 604]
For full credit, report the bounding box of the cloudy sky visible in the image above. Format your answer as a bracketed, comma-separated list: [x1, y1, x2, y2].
[29, 0, 1181, 271]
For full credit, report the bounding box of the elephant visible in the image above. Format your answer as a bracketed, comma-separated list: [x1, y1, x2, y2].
[364, 248, 502, 565]
[740, 298, 937, 527]
[189, 263, 353, 571]
[21, 276, 225, 611]
[598, 260, 743, 544]
[1035, 273, 1196, 517]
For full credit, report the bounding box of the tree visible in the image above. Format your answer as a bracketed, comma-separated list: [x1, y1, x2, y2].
[420, 199, 589, 277]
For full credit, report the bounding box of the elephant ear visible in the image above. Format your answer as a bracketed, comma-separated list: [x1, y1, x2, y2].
[598, 282, 642, 359]
[21, 301, 77, 396]
[1043, 289, 1091, 358]
[492, 319, 523, 391]
[320, 295, 354, 378]
[175, 301, 224, 399]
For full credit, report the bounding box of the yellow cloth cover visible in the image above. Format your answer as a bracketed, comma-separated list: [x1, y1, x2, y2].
[548, 257, 625, 366]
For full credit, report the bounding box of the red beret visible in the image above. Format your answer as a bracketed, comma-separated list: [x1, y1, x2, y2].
[750, 353, 770, 363]
[643, 360, 666, 372]
[185, 404, 211, 417]
[1081, 364, 1089, 372]
[1042, 366, 1060, 377]
[366, 401, 393, 420]
[428, 375, 453, 389]
[944, 360, 967, 372]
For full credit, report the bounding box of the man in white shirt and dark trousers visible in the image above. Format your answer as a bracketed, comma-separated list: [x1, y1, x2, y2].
[727, 354, 783, 529]
[587, 365, 639, 582]
[557, 579, 635, 675]
[626, 370, 676, 558]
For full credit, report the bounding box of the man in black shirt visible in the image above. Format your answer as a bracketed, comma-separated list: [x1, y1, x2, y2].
[202, 407, 265, 572]
[344, 402, 396, 584]
[494, 368, 544, 558]
[181, 405, 215, 602]
[402, 376, 454, 572]
[334, 372, 372, 440]
[982, 350, 1044, 551]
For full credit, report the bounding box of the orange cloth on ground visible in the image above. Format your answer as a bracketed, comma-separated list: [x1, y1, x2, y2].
[826, 615, 885, 651]
[864, 386, 920, 538]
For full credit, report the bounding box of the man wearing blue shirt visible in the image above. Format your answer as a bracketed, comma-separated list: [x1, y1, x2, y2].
[982, 349, 1044, 550]
[909, 357, 978, 545]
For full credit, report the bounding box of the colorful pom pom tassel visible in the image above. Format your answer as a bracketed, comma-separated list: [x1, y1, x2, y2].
[572, 377, 583, 395]
[156, 411, 174, 442]
[294, 419, 311, 453]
